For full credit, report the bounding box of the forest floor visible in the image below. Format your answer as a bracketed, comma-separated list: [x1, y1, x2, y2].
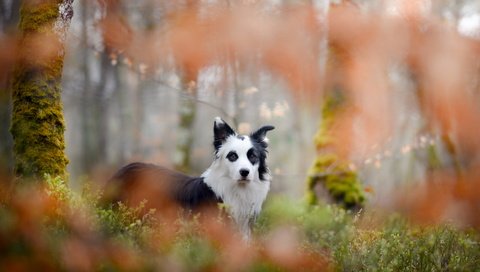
[0, 176, 479, 271]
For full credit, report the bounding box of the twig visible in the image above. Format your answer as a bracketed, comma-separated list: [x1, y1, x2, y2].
[67, 31, 237, 123]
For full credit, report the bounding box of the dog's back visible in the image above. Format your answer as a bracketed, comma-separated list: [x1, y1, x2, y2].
[104, 162, 220, 212]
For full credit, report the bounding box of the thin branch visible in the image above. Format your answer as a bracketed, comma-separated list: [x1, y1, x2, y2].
[66, 31, 237, 124]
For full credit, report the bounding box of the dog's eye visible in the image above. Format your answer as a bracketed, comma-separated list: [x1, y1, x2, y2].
[247, 149, 258, 164]
[226, 151, 238, 162]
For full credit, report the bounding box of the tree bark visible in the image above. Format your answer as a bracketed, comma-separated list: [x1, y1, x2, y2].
[10, 0, 73, 179]
[0, 0, 20, 173]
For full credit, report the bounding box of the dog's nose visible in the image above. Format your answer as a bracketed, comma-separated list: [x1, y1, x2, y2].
[239, 169, 250, 178]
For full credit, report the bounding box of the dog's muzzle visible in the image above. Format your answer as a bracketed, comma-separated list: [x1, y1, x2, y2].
[237, 178, 250, 185]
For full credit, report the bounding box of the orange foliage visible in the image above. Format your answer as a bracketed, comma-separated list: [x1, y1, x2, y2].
[397, 168, 480, 228]
[0, 0, 479, 229]
[98, 3, 322, 95]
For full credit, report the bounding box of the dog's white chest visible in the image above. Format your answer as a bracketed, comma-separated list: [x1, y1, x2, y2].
[202, 167, 270, 238]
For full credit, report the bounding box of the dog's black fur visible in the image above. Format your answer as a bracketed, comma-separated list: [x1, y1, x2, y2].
[249, 125, 274, 181]
[107, 162, 221, 211]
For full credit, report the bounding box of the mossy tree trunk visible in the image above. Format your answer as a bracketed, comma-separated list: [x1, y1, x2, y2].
[10, 0, 73, 179]
[306, 90, 365, 210]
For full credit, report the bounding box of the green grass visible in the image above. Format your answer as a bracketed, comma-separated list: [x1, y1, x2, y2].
[257, 197, 480, 271]
[0, 176, 478, 271]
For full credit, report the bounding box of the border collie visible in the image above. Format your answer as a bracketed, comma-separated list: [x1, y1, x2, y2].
[108, 117, 274, 238]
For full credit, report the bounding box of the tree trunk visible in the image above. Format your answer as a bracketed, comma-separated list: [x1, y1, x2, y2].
[10, 0, 73, 179]
[306, 90, 365, 210]
[175, 77, 198, 173]
[0, 0, 20, 173]
[80, 0, 93, 174]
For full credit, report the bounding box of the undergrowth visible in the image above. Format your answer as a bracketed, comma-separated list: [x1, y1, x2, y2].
[0, 176, 478, 271]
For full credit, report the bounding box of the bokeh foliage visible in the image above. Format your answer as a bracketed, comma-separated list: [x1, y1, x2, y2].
[0, 176, 478, 271]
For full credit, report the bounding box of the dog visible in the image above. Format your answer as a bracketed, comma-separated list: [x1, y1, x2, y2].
[106, 117, 274, 238]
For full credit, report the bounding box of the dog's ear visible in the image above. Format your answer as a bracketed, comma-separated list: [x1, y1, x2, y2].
[213, 117, 236, 150]
[251, 125, 275, 144]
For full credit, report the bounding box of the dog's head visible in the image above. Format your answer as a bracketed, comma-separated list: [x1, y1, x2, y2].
[213, 117, 274, 185]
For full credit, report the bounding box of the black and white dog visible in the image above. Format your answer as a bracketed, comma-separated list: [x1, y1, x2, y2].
[108, 117, 274, 238]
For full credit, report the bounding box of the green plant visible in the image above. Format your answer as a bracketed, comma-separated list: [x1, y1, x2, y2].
[1, 178, 479, 271]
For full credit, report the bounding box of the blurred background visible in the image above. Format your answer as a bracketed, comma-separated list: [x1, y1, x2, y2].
[1, 0, 480, 211]
[2, 1, 480, 270]
[62, 0, 323, 197]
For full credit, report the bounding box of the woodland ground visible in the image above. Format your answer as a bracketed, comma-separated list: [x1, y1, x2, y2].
[0, 176, 478, 271]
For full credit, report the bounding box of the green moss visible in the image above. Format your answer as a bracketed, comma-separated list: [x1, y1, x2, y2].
[19, 1, 61, 34]
[10, 1, 68, 180]
[313, 130, 333, 148]
[307, 154, 364, 209]
[325, 171, 365, 208]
